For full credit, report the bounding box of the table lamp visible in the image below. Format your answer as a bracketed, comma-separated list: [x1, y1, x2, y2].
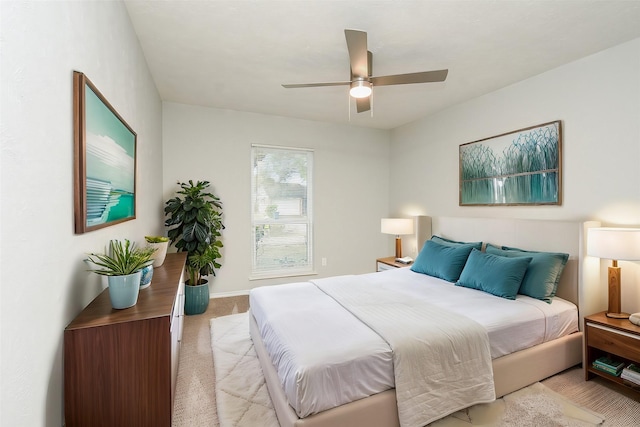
[587, 227, 640, 319]
[381, 218, 414, 259]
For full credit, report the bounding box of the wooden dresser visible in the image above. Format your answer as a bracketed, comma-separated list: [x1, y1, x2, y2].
[64, 252, 187, 427]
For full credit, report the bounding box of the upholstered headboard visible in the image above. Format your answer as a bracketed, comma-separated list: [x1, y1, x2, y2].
[555, 259, 578, 306]
[420, 216, 605, 329]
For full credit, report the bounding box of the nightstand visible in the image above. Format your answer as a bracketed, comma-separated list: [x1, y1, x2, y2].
[376, 256, 412, 272]
[584, 311, 640, 392]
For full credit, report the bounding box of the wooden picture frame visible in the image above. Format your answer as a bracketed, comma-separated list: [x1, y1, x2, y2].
[459, 120, 562, 206]
[73, 71, 137, 233]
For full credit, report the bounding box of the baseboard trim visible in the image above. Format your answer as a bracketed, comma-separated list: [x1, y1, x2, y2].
[210, 290, 250, 299]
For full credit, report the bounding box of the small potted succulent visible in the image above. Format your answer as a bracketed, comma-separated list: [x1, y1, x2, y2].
[86, 239, 155, 309]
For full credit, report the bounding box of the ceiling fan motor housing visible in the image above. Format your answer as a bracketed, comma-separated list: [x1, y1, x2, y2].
[350, 78, 372, 98]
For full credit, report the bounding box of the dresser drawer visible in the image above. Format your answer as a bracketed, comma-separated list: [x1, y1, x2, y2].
[587, 322, 640, 361]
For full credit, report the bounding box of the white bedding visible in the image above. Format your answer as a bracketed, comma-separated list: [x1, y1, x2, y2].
[249, 267, 579, 423]
[312, 274, 495, 427]
[249, 281, 394, 417]
[380, 269, 579, 359]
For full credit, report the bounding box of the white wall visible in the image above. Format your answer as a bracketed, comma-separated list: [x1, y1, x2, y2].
[0, 2, 163, 426]
[389, 38, 640, 312]
[162, 103, 391, 294]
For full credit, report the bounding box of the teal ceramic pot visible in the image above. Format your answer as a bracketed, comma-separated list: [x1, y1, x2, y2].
[140, 265, 154, 289]
[184, 280, 210, 315]
[107, 271, 142, 309]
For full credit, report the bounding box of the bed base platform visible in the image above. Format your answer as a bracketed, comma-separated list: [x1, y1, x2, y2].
[250, 312, 583, 427]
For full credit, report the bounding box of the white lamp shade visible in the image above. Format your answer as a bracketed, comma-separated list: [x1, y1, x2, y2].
[381, 218, 414, 236]
[587, 227, 640, 261]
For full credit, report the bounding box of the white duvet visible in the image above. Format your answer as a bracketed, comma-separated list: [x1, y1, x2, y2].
[249, 268, 579, 426]
[312, 274, 495, 427]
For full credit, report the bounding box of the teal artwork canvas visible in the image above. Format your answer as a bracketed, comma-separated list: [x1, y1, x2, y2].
[74, 72, 137, 233]
[459, 121, 561, 206]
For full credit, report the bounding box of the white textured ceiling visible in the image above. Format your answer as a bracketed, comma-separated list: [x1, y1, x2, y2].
[124, 0, 640, 130]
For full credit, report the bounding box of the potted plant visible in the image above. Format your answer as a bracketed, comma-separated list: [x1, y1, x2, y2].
[86, 239, 155, 309]
[164, 180, 224, 315]
[145, 235, 170, 267]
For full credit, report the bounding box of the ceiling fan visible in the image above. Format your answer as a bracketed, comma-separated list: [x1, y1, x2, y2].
[282, 29, 449, 113]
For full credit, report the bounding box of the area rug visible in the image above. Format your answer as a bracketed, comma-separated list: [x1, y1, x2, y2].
[211, 313, 604, 427]
[430, 381, 604, 426]
[211, 312, 279, 427]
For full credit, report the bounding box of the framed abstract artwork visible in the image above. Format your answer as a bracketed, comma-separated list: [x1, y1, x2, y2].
[73, 71, 137, 233]
[459, 120, 562, 206]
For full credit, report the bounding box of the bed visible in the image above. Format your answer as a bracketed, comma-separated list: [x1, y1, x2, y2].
[249, 217, 602, 427]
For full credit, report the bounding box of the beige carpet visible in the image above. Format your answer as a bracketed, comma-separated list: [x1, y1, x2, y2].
[173, 295, 640, 427]
[171, 296, 248, 427]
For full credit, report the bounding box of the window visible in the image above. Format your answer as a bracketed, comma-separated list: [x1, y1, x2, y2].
[251, 145, 313, 277]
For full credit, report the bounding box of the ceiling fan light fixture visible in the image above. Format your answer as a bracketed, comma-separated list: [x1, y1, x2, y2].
[281, 30, 448, 114]
[349, 79, 372, 98]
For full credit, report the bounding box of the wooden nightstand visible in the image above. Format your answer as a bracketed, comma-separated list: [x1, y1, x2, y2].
[584, 311, 640, 392]
[376, 256, 412, 272]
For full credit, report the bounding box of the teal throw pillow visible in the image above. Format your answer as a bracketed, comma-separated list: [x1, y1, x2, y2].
[430, 235, 482, 251]
[485, 244, 569, 303]
[411, 240, 474, 282]
[456, 249, 532, 300]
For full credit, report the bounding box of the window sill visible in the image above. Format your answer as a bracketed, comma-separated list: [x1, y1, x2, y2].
[249, 271, 318, 281]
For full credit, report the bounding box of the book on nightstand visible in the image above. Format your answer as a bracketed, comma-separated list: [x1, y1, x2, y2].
[621, 364, 640, 385]
[593, 356, 625, 376]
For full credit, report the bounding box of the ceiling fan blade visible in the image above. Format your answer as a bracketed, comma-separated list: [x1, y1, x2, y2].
[282, 81, 351, 89]
[356, 97, 370, 113]
[345, 29, 368, 78]
[351, 51, 373, 80]
[370, 69, 448, 86]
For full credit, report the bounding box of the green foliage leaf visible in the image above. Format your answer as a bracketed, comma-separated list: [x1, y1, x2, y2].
[86, 239, 155, 276]
[145, 236, 168, 243]
[164, 180, 224, 285]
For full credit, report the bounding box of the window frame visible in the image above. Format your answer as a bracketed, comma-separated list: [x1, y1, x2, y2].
[250, 144, 314, 279]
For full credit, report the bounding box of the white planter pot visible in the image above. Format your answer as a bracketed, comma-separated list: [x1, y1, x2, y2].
[149, 241, 169, 267]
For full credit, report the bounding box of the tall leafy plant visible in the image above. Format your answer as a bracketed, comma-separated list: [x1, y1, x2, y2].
[164, 180, 224, 285]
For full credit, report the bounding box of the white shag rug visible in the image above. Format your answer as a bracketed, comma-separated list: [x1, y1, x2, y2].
[211, 313, 604, 427]
[430, 381, 604, 426]
[211, 312, 279, 427]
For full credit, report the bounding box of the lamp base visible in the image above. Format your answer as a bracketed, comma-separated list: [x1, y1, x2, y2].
[395, 237, 402, 259]
[606, 311, 630, 319]
[606, 265, 626, 319]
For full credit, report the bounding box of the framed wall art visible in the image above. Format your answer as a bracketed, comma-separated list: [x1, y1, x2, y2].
[73, 71, 137, 234]
[459, 120, 562, 206]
